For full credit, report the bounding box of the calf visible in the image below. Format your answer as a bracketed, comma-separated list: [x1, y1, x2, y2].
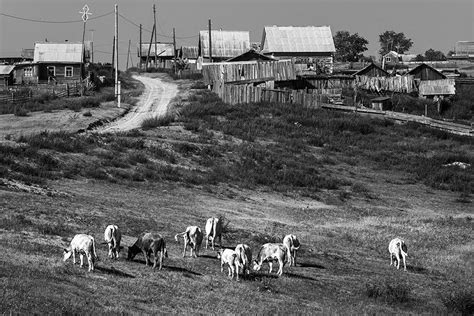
[128, 232, 168, 270]
[104, 224, 122, 259]
[217, 248, 238, 280]
[205, 217, 223, 250]
[235, 243, 252, 276]
[63, 234, 99, 272]
[283, 234, 300, 267]
[174, 226, 203, 257]
[389, 237, 408, 271]
[253, 243, 287, 277]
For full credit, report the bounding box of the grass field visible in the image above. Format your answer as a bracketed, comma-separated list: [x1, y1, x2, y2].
[1, 78, 473, 314]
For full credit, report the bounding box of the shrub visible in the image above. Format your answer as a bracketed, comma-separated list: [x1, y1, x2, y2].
[366, 280, 412, 304]
[443, 288, 474, 315]
[141, 114, 175, 129]
[14, 106, 29, 116]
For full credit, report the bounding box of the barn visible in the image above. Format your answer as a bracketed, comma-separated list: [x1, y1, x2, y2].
[260, 26, 336, 74]
[198, 30, 250, 62]
[33, 42, 87, 84]
[139, 42, 175, 69]
[407, 63, 447, 81]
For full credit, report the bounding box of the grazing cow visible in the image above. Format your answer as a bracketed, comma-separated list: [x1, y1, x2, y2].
[217, 248, 238, 280]
[128, 233, 168, 270]
[253, 243, 287, 277]
[389, 237, 408, 271]
[174, 226, 203, 257]
[104, 224, 122, 259]
[283, 234, 300, 267]
[205, 217, 223, 250]
[235, 243, 252, 276]
[63, 234, 99, 272]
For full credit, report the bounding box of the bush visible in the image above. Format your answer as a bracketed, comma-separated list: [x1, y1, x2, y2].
[366, 280, 412, 304]
[142, 114, 175, 129]
[443, 288, 474, 315]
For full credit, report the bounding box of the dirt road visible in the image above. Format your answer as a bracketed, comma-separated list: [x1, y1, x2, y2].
[100, 73, 178, 132]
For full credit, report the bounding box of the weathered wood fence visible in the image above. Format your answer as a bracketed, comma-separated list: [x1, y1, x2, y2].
[0, 83, 82, 104]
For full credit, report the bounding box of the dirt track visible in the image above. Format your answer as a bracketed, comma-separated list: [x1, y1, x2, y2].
[100, 73, 178, 132]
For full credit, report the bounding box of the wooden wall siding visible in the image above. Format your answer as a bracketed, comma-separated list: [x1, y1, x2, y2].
[411, 67, 446, 81]
[202, 60, 296, 85]
[354, 75, 416, 93]
[38, 64, 82, 82]
[419, 79, 455, 96]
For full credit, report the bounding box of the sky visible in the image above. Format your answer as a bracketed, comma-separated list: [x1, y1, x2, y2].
[1, 0, 473, 69]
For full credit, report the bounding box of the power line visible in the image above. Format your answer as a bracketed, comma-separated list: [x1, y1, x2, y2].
[0, 11, 114, 24]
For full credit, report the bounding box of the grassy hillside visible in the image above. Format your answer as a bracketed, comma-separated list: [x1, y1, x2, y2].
[1, 82, 473, 314]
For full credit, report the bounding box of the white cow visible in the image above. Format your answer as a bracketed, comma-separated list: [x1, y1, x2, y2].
[283, 234, 300, 267]
[104, 224, 122, 259]
[174, 226, 203, 257]
[235, 243, 252, 276]
[205, 217, 223, 250]
[253, 243, 287, 277]
[389, 237, 408, 271]
[217, 248, 238, 280]
[63, 234, 99, 272]
[128, 232, 168, 270]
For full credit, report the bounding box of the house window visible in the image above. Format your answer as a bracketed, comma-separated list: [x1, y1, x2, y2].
[47, 66, 55, 77]
[65, 66, 73, 77]
[385, 57, 391, 63]
[24, 67, 33, 77]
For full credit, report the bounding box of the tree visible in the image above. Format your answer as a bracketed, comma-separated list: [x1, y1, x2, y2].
[333, 31, 369, 62]
[379, 31, 413, 56]
[424, 48, 447, 61]
[414, 54, 425, 62]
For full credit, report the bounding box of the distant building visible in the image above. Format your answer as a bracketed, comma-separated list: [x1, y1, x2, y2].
[198, 30, 250, 62]
[0, 48, 34, 65]
[138, 42, 175, 68]
[382, 51, 417, 68]
[454, 41, 474, 57]
[353, 63, 390, 77]
[260, 25, 336, 74]
[33, 42, 89, 83]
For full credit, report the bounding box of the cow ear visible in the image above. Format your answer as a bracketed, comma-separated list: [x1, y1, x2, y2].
[63, 249, 68, 253]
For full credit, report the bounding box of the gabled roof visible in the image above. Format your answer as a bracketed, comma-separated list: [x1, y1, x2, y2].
[0, 65, 15, 75]
[383, 51, 416, 62]
[261, 26, 335, 54]
[181, 46, 198, 59]
[226, 49, 276, 62]
[139, 43, 174, 57]
[34, 42, 83, 63]
[353, 63, 390, 77]
[407, 63, 446, 79]
[199, 30, 250, 58]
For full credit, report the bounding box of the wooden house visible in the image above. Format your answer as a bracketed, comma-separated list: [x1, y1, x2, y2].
[382, 51, 416, 69]
[260, 26, 336, 74]
[226, 49, 275, 62]
[198, 30, 250, 62]
[0, 65, 15, 86]
[33, 42, 88, 84]
[353, 63, 390, 77]
[407, 63, 446, 81]
[139, 42, 175, 68]
[13, 62, 39, 84]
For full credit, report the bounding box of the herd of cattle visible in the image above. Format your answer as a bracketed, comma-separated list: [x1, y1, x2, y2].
[63, 217, 409, 279]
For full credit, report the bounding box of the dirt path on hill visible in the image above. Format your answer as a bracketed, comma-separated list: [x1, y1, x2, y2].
[100, 73, 178, 132]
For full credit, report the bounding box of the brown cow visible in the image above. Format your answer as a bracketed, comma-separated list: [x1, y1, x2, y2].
[128, 232, 168, 270]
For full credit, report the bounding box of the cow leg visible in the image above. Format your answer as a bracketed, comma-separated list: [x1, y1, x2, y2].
[277, 259, 283, 276]
[402, 254, 406, 271]
[143, 250, 150, 266]
[79, 253, 84, 268]
[183, 240, 187, 257]
[293, 251, 297, 266]
[72, 250, 77, 265]
[390, 253, 393, 266]
[221, 261, 224, 273]
[268, 261, 273, 273]
[395, 253, 400, 269]
[88, 254, 94, 272]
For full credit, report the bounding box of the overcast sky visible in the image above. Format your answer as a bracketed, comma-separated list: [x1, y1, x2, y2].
[1, 0, 473, 69]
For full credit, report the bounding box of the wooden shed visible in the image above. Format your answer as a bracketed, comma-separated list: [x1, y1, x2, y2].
[407, 63, 446, 81]
[0, 65, 15, 86]
[226, 49, 275, 62]
[13, 62, 39, 84]
[353, 63, 390, 77]
[371, 96, 392, 110]
[198, 30, 250, 62]
[139, 42, 175, 69]
[260, 25, 335, 74]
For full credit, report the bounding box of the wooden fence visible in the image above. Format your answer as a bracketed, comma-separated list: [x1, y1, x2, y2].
[0, 83, 82, 104]
[202, 60, 296, 85]
[219, 84, 341, 107]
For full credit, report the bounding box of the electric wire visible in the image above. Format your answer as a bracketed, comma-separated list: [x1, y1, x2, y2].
[0, 11, 114, 24]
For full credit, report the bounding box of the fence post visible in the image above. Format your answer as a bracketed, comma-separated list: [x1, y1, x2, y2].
[67, 83, 70, 97]
[11, 92, 14, 102]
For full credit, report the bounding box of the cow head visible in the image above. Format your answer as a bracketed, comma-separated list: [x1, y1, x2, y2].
[63, 249, 72, 262]
[253, 260, 262, 271]
[127, 246, 138, 260]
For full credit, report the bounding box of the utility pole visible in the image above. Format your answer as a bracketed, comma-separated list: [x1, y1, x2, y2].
[89, 29, 95, 63]
[112, 36, 115, 70]
[114, 4, 120, 107]
[139, 24, 142, 69]
[79, 5, 91, 80]
[208, 19, 212, 63]
[153, 4, 158, 67]
[145, 24, 155, 72]
[173, 27, 176, 73]
[126, 39, 131, 70]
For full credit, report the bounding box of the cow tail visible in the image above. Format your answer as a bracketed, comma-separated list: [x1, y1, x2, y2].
[92, 237, 99, 261]
[174, 232, 186, 243]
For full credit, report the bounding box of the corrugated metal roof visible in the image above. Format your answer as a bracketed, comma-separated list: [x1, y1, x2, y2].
[139, 43, 174, 57]
[181, 46, 198, 59]
[261, 26, 335, 54]
[34, 42, 83, 63]
[199, 30, 250, 58]
[0, 65, 15, 75]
